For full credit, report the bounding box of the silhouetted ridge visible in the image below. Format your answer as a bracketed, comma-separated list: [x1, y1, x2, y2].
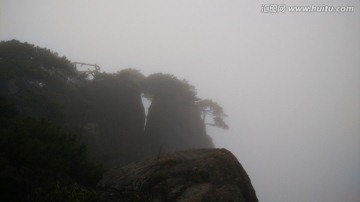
[0, 40, 227, 167]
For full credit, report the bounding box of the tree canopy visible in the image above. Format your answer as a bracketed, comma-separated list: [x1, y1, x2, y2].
[0, 96, 102, 201]
[142, 73, 197, 101]
[197, 99, 229, 130]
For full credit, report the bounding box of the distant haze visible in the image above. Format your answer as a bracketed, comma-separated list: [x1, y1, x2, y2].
[1, 1, 359, 201]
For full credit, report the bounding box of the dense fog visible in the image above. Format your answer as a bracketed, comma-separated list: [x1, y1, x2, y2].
[1, 1, 359, 201]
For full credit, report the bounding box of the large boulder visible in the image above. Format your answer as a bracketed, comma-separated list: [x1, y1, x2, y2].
[98, 149, 258, 202]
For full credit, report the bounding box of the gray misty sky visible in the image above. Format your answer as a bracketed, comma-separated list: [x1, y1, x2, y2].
[1, 0, 359, 201]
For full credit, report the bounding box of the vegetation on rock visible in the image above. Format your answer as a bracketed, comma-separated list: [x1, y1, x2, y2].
[0, 40, 231, 201]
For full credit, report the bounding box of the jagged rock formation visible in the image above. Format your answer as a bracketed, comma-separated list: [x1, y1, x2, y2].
[143, 73, 214, 157]
[82, 72, 146, 167]
[0, 40, 223, 168]
[98, 148, 258, 202]
[144, 93, 214, 154]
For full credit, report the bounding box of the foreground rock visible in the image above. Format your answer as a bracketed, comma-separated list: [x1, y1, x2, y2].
[98, 148, 258, 202]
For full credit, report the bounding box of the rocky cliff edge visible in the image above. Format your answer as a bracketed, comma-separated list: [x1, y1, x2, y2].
[98, 148, 258, 202]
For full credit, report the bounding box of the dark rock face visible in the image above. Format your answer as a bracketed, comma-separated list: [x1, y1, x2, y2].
[143, 73, 215, 158]
[98, 149, 258, 202]
[145, 96, 214, 156]
[83, 77, 146, 167]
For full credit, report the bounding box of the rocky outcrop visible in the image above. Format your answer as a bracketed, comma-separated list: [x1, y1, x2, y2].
[83, 75, 146, 167]
[98, 149, 258, 202]
[144, 96, 214, 155]
[143, 73, 215, 157]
